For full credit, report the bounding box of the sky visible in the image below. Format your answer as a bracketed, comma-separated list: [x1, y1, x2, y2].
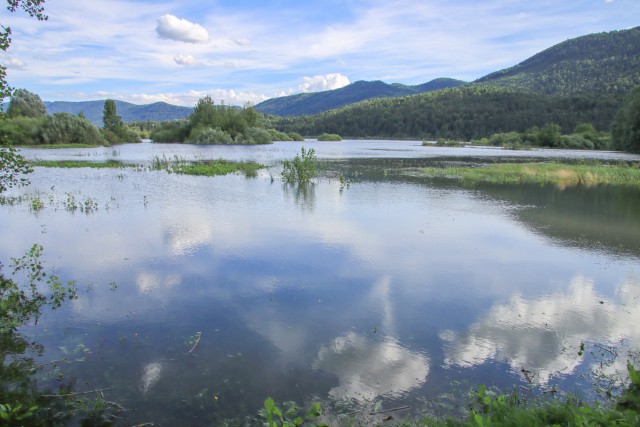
[1, 0, 638, 107]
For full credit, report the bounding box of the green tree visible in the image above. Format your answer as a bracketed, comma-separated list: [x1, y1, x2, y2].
[6, 88, 46, 118]
[612, 86, 640, 153]
[102, 99, 123, 131]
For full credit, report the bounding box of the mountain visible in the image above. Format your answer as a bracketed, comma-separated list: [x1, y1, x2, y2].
[475, 27, 640, 95]
[273, 26, 640, 139]
[255, 78, 465, 116]
[274, 86, 621, 140]
[44, 100, 193, 126]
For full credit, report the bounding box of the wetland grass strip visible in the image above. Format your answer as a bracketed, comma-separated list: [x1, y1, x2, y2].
[420, 161, 640, 188]
[173, 159, 265, 177]
[32, 159, 128, 168]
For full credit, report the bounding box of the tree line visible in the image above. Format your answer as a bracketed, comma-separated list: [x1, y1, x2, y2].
[0, 89, 139, 146]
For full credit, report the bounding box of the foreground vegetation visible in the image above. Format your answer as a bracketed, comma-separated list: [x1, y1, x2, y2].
[260, 362, 640, 426]
[420, 161, 640, 188]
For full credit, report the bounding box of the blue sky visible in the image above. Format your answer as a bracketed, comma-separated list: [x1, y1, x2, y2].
[1, 0, 638, 106]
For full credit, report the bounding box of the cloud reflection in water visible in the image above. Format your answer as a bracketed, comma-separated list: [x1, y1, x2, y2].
[441, 275, 640, 384]
[314, 332, 429, 402]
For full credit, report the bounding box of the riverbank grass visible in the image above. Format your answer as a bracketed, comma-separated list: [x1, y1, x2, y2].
[420, 161, 640, 188]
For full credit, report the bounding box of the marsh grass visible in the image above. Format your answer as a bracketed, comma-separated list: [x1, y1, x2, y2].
[420, 161, 640, 189]
[173, 160, 265, 177]
[32, 159, 128, 169]
[18, 143, 103, 149]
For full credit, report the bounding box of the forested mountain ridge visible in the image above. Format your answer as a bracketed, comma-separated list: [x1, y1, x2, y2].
[272, 85, 622, 140]
[254, 78, 465, 116]
[475, 26, 640, 95]
[44, 100, 193, 126]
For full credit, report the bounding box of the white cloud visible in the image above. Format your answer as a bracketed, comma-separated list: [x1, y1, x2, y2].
[173, 54, 206, 67]
[298, 73, 350, 92]
[66, 88, 269, 107]
[232, 38, 251, 46]
[0, 55, 26, 70]
[156, 14, 209, 44]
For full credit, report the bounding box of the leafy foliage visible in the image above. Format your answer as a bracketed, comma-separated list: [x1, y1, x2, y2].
[0, 144, 32, 192]
[151, 96, 272, 145]
[38, 112, 105, 145]
[281, 147, 318, 184]
[612, 85, 640, 153]
[6, 88, 46, 118]
[262, 397, 323, 427]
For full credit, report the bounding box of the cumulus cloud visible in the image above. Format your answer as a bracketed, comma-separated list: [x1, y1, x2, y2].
[298, 73, 350, 92]
[173, 54, 206, 67]
[156, 14, 209, 43]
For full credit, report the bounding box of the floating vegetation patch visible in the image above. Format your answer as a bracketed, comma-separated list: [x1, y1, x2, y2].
[150, 155, 265, 177]
[31, 159, 129, 169]
[419, 161, 640, 189]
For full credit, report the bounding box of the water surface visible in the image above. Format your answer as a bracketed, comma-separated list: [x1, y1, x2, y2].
[3, 140, 640, 424]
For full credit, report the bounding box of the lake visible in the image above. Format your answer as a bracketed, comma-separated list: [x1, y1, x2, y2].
[3, 140, 640, 425]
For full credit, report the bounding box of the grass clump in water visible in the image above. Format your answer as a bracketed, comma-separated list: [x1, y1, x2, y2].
[173, 159, 265, 177]
[31, 159, 127, 169]
[420, 161, 640, 189]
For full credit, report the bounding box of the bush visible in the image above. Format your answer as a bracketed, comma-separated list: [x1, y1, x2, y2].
[287, 132, 304, 141]
[235, 127, 273, 145]
[38, 113, 105, 145]
[150, 120, 190, 143]
[267, 129, 293, 141]
[188, 126, 234, 145]
[317, 133, 341, 141]
[0, 116, 45, 145]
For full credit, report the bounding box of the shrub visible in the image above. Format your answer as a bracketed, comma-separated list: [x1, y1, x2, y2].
[38, 113, 105, 145]
[188, 126, 233, 145]
[281, 147, 318, 184]
[235, 127, 273, 145]
[287, 132, 304, 141]
[267, 129, 293, 141]
[317, 133, 341, 141]
[0, 116, 45, 145]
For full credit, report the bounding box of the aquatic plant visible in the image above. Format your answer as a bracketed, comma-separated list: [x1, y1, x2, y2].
[262, 397, 322, 427]
[281, 147, 318, 184]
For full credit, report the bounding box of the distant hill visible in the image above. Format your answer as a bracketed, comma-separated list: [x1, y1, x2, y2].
[255, 78, 466, 116]
[274, 86, 622, 140]
[475, 26, 640, 95]
[44, 100, 193, 127]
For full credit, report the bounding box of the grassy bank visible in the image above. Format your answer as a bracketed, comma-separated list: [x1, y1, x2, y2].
[420, 161, 640, 188]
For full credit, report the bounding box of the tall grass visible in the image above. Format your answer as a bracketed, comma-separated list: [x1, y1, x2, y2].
[420, 161, 640, 189]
